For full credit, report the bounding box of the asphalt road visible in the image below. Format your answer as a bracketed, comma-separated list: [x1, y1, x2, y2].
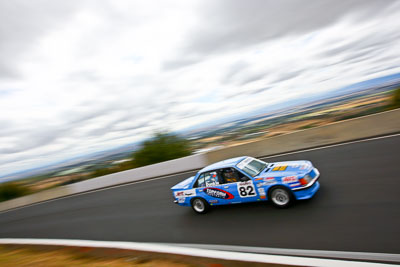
[0, 135, 399, 254]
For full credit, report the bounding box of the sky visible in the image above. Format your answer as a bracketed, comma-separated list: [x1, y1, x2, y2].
[1, 0, 400, 177]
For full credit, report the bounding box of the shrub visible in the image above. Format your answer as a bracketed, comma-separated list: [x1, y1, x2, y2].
[0, 182, 30, 202]
[132, 132, 192, 167]
[391, 87, 400, 109]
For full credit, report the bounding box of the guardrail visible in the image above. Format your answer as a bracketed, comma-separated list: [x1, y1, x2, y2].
[1, 108, 399, 212]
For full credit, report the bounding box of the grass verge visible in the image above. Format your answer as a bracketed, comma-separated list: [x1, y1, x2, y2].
[0, 245, 293, 267]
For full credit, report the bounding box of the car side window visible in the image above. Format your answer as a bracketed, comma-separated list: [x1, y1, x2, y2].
[236, 169, 250, 181]
[221, 168, 249, 184]
[195, 173, 205, 188]
[204, 171, 220, 186]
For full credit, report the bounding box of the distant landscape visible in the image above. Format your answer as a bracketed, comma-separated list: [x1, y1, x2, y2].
[1, 72, 400, 200]
[188, 74, 400, 151]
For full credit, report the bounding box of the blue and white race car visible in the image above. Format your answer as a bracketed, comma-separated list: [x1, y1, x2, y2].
[171, 156, 320, 214]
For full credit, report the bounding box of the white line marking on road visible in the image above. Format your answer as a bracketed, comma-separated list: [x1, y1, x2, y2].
[0, 239, 397, 267]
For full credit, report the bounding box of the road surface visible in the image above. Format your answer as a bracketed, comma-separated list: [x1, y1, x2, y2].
[0, 135, 399, 254]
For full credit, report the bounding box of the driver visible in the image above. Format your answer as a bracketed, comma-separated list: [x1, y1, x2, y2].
[223, 168, 238, 183]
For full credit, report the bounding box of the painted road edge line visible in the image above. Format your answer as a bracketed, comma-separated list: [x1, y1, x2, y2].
[166, 243, 400, 264]
[0, 238, 397, 267]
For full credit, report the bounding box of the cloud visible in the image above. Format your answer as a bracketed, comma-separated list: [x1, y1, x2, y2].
[178, 0, 398, 57]
[0, 126, 67, 154]
[320, 29, 400, 60]
[0, 0, 80, 79]
[222, 61, 250, 83]
[162, 56, 202, 71]
[1, 0, 400, 176]
[270, 70, 303, 84]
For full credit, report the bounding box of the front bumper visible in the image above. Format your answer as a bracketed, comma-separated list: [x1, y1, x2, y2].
[292, 168, 320, 191]
[294, 181, 320, 200]
[292, 168, 320, 200]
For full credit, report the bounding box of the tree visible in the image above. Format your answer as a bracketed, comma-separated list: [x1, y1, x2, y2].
[132, 132, 192, 167]
[391, 87, 400, 109]
[0, 183, 30, 202]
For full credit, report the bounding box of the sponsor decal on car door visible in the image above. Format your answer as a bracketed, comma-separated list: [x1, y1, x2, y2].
[203, 188, 234, 199]
[200, 170, 235, 205]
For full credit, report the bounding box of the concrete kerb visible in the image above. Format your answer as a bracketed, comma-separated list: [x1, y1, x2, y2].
[0, 108, 399, 213]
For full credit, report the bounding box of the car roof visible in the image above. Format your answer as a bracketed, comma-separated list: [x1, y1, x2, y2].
[199, 156, 249, 173]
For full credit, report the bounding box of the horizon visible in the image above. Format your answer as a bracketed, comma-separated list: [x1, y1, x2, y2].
[1, 0, 400, 179]
[1, 71, 399, 181]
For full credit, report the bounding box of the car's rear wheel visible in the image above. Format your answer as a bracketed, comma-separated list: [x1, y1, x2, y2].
[269, 186, 293, 208]
[191, 198, 209, 214]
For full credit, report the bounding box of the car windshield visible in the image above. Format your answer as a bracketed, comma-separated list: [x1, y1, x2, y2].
[236, 157, 267, 177]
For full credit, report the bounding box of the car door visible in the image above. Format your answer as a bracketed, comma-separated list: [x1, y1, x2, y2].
[220, 167, 259, 203]
[195, 170, 235, 205]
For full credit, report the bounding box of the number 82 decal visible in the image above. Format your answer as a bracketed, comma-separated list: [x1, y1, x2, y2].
[237, 181, 256, 198]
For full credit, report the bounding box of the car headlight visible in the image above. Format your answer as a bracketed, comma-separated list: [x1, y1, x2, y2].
[304, 174, 313, 182]
[299, 174, 313, 185]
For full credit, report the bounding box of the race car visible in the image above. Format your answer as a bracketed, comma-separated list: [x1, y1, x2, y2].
[171, 156, 320, 214]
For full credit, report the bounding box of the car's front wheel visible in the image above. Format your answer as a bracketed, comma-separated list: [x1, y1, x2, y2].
[191, 198, 209, 214]
[269, 186, 293, 208]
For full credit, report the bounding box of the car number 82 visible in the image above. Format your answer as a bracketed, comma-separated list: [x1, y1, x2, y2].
[237, 181, 256, 198]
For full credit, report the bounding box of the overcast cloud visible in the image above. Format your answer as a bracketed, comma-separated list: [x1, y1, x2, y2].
[1, 0, 400, 176]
